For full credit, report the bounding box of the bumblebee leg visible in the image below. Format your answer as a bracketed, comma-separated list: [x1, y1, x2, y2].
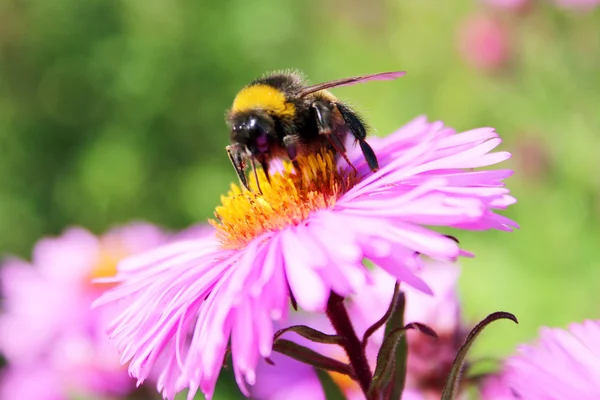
[226, 144, 250, 191]
[335, 102, 379, 172]
[311, 101, 357, 173]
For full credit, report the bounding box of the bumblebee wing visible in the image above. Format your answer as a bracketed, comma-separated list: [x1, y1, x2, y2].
[298, 71, 406, 97]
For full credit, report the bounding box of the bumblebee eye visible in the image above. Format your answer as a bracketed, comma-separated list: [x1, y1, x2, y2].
[246, 117, 260, 132]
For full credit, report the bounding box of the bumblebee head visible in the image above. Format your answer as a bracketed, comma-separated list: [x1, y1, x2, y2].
[228, 112, 276, 156]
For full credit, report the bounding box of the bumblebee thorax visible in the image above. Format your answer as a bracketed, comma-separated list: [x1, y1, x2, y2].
[231, 84, 296, 117]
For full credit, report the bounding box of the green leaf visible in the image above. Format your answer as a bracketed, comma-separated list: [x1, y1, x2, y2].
[441, 311, 518, 400]
[362, 281, 400, 349]
[368, 326, 408, 397]
[364, 291, 407, 399]
[368, 321, 436, 398]
[386, 291, 408, 400]
[403, 322, 438, 339]
[274, 324, 345, 345]
[272, 339, 355, 378]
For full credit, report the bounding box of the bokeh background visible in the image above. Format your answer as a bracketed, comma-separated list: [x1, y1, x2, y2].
[1, 0, 599, 398]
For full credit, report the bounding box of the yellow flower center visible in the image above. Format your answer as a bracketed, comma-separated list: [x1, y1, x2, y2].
[211, 151, 357, 250]
[89, 240, 128, 283]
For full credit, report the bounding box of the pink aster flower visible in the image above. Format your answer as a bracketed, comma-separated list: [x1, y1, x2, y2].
[251, 262, 467, 400]
[481, 320, 600, 400]
[95, 116, 516, 399]
[0, 223, 168, 400]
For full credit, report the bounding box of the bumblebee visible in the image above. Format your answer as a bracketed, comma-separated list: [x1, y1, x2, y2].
[225, 70, 405, 191]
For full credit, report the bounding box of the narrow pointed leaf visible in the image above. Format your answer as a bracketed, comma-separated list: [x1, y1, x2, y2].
[386, 292, 408, 400]
[273, 339, 355, 378]
[404, 322, 438, 338]
[368, 292, 408, 398]
[362, 281, 400, 349]
[385, 292, 405, 334]
[440, 311, 518, 400]
[368, 321, 433, 397]
[274, 325, 345, 345]
[368, 326, 409, 397]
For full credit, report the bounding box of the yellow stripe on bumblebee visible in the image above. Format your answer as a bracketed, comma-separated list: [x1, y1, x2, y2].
[231, 84, 296, 116]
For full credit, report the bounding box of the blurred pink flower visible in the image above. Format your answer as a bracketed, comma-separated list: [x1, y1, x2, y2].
[457, 14, 511, 71]
[0, 223, 168, 400]
[481, 320, 600, 399]
[95, 116, 516, 399]
[0, 367, 63, 400]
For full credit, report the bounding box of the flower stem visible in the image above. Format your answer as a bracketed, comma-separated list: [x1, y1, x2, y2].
[326, 292, 373, 398]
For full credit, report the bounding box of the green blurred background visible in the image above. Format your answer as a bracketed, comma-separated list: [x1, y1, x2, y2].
[1, 0, 599, 398]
